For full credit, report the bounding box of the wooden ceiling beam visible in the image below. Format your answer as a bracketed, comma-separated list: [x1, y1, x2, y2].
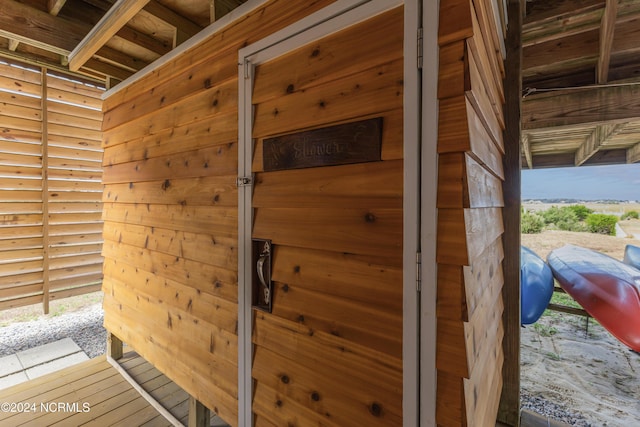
[82, 58, 135, 81]
[521, 133, 533, 169]
[523, 84, 640, 130]
[114, 25, 171, 56]
[48, 0, 67, 16]
[524, 29, 600, 72]
[525, 0, 604, 25]
[94, 46, 148, 73]
[68, 0, 151, 72]
[212, 0, 245, 22]
[628, 142, 640, 163]
[0, 0, 88, 55]
[143, 1, 202, 39]
[523, 5, 603, 48]
[597, 0, 618, 83]
[574, 123, 624, 165]
[531, 149, 628, 168]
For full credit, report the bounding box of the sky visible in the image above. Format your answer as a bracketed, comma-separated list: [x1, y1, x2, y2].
[521, 163, 640, 201]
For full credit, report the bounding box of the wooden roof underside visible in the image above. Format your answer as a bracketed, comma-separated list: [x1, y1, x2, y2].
[0, 0, 638, 169]
[0, 0, 246, 87]
[522, 0, 640, 168]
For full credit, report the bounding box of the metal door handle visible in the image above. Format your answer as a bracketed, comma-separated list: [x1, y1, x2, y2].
[257, 255, 270, 304]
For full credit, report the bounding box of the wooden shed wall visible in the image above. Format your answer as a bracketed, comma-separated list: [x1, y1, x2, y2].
[249, 7, 404, 426]
[436, 0, 506, 425]
[100, 1, 342, 425]
[0, 61, 104, 312]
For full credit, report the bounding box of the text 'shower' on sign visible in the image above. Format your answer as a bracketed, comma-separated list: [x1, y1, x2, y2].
[262, 117, 383, 172]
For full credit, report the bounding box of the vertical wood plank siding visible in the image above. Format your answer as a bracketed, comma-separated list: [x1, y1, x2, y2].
[101, 2, 340, 425]
[0, 61, 104, 312]
[437, 0, 506, 425]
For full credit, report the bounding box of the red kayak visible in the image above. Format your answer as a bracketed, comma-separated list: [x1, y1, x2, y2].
[547, 245, 640, 352]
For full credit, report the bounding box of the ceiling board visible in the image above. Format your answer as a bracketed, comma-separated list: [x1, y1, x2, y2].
[522, 0, 640, 168]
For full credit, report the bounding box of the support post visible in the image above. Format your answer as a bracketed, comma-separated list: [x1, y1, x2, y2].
[107, 332, 124, 360]
[188, 396, 210, 427]
[497, 0, 523, 425]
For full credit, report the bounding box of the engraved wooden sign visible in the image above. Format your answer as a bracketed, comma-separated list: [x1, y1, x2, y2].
[262, 117, 383, 171]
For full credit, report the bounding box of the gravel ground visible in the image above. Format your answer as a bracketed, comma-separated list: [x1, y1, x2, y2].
[521, 391, 591, 426]
[0, 303, 106, 359]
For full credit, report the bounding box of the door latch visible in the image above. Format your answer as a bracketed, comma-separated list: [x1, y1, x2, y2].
[252, 239, 272, 312]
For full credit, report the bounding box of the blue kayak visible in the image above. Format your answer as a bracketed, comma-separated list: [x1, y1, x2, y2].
[623, 244, 640, 271]
[521, 246, 554, 325]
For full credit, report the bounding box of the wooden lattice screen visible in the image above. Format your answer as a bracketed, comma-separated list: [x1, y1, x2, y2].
[0, 60, 104, 313]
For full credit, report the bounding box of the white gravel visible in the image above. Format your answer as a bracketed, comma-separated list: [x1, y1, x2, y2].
[0, 303, 106, 359]
[521, 391, 591, 426]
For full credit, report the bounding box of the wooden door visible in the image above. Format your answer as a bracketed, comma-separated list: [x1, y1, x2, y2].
[247, 6, 404, 426]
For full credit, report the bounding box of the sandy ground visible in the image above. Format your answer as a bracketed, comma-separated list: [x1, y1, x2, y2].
[522, 313, 640, 425]
[521, 230, 640, 426]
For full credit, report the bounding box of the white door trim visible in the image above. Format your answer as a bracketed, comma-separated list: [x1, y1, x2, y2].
[420, 0, 439, 426]
[237, 1, 421, 425]
[403, 0, 422, 425]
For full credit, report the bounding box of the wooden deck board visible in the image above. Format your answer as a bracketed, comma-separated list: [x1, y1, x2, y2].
[122, 351, 230, 426]
[0, 350, 231, 426]
[0, 354, 176, 427]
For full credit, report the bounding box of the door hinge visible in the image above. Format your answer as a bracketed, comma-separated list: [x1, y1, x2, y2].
[244, 60, 252, 80]
[417, 27, 423, 70]
[416, 252, 422, 292]
[236, 176, 253, 187]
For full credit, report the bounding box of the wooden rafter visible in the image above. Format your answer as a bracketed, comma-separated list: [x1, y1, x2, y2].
[211, 0, 247, 22]
[574, 123, 624, 165]
[94, 46, 148, 73]
[143, 1, 202, 47]
[83, 58, 136, 81]
[68, 0, 151, 72]
[628, 142, 640, 163]
[523, 84, 640, 130]
[0, 0, 88, 55]
[523, 0, 604, 48]
[521, 133, 533, 169]
[597, 0, 618, 83]
[115, 25, 171, 57]
[48, 0, 67, 16]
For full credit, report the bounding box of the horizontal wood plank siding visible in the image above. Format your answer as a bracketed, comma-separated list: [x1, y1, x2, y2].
[101, 1, 340, 425]
[0, 61, 104, 311]
[437, 0, 506, 425]
[249, 7, 403, 426]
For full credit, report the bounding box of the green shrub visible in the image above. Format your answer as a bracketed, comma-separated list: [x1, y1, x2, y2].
[585, 214, 618, 236]
[541, 206, 582, 231]
[567, 204, 593, 221]
[621, 210, 639, 220]
[521, 210, 545, 234]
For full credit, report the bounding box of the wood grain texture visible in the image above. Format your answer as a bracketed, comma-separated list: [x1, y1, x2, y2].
[439, 0, 473, 46]
[0, 70, 103, 312]
[253, 207, 402, 264]
[439, 40, 469, 100]
[247, 8, 404, 425]
[251, 6, 403, 106]
[437, 0, 506, 423]
[252, 59, 403, 139]
[253, 160, 402, 209]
